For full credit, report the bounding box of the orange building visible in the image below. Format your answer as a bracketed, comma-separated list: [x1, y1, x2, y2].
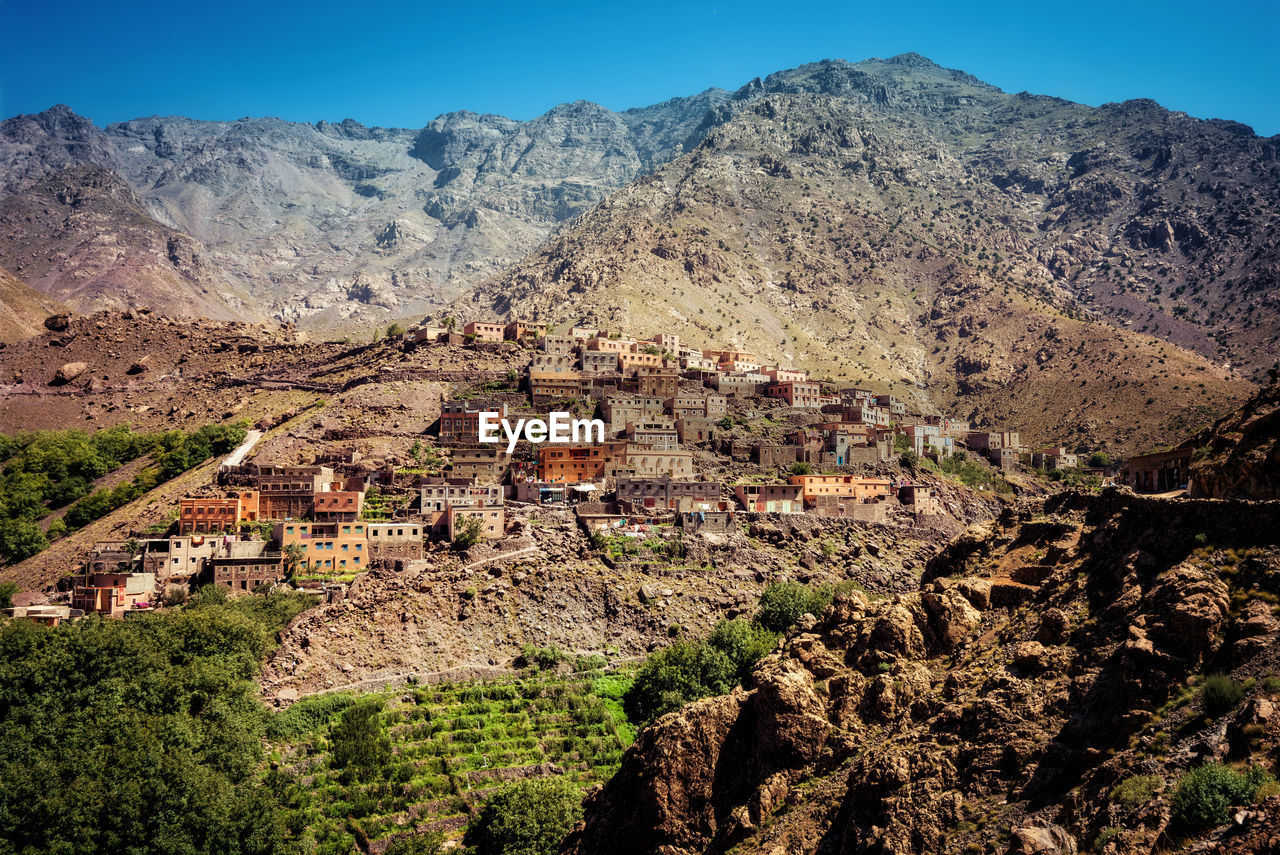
[504, 320, 547, 341]
[274, 521, 368, 574]
[178, 490, 260, 534]
[788, 474, 893, 506]
[618, 351, 664, 375]
[537, 445, 609, 483]
[766, 381, 824, 408]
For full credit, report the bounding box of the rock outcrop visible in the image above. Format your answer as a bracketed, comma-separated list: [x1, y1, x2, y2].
[564, 489, 1280, 854]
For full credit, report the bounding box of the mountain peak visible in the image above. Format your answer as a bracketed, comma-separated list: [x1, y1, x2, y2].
[882, 51, 941, 68]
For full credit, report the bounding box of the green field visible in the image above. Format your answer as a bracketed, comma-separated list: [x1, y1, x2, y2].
[268, 668, 635, 852]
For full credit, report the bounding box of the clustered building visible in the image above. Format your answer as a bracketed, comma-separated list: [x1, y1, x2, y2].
[16, 319, 1085, 625]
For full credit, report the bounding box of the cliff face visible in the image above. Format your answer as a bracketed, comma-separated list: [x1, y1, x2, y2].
[1188, 381, 1280, 500]
[565, 490, 1280, 854]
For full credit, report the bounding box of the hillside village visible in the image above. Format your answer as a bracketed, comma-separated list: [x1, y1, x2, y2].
[4, 318, 1117, 626]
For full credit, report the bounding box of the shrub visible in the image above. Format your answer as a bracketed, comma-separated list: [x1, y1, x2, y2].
[755, 581, 833, 633]
[1201, 674, 1245, 716]
[383, 832, 445, 855]
[790, 462, 812, 476]
[574, 654, 608, 672]
[707, 619, 778, 685]
[516, 645, 563, 670]
[1110, 774, 1161, 807]
[463, 776, 583, 855]
[1169, 763, 1276, 834]
[623, 619, 778, 725]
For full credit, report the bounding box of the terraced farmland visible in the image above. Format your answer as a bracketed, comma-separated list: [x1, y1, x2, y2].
[268, 665, 635, 852]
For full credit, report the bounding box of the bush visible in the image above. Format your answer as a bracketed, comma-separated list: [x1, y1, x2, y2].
[1170, 763, 1275, 833]
[623, 619, 778, 725]
[383, 832, 444, 855]
[463, 776, 583, 855]
[790, 462, 812, 476]
[268, 692, 357, 741]
[516, 645, 564, 671]
[754, 581, 833, 634]
[1201, 674, 1245, 716]
[1110, 774, 1161, 807]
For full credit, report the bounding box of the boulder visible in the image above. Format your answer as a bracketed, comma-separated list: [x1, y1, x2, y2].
[1008, 823, 1077, 854]
[53, 362, 87, 385]
[43, 313, 71, 332]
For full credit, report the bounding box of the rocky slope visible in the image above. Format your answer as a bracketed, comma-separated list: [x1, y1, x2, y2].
[259, 491, 997, 703]
[457, 57, 1278, 450]
[0, 162, 259, 320]
[564, 488, 1280, 854]
[468, 55, 1279, 386]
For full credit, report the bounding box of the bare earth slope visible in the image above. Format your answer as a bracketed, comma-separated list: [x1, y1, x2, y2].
[0, 163, 257, 320]
[0, 266, 67, 344]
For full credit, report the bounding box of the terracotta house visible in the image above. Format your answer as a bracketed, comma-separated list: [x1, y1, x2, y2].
[178, 490, 260, 534]
[463, 321, 506, 343]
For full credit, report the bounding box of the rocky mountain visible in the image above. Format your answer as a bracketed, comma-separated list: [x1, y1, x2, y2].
[0, 89, 728, 328]
[564, 488, 1280, 854]
[1, 55, 1273, 450]
[455, 55, 1277, 450]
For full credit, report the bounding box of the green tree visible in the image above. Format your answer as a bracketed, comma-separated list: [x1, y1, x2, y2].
[463, 776, 584, 855]
[623, 638, 735, 724]
[0, 518, 49, 563]
[329, 699, 391, 784]
[282, 542, 307, 579]
[0, 582, 17, 610]
[754, 581, 833, 634]
[452, 514, 485, 551]
[790, 461, 812, 476]
[707, 619, 778, 685]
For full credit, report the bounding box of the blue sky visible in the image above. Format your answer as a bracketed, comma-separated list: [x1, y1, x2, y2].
[2, 0, 1277, 135]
